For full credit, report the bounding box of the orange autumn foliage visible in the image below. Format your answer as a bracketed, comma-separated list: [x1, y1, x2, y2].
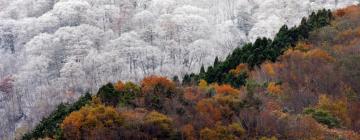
[141, 75, 176, 97]
[196, 99, 222, 123]
[61, 112, 83, 139]
[262, 63, 276, 77]
[295, 42, 313, 52]
[282, 48, 335, 63]
[229, 63, 249, 76]
[305, 49, 335, 62]
[339, 29, 354, 39]
[335, 9, 346, 17]
[267, 82, 282, 95]
[334, 26, 360, 46]
[61, 104, 124, 140]
[335, 5, 360, 18]
[184, 87, 202, 101]
[200, 127, 217, 140]
[181, 124, 196, 140]
[282, 49, 303, 59]
[213, 84, 240, 96]
[114, 81, 125, 92]
[264, 101, 282, 111]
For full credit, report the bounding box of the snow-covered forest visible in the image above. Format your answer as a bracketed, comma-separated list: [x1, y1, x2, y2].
[0, 0, 358, 139]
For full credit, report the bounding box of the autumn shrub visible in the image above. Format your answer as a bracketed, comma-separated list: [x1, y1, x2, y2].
[196, 99, 222, 125]
[267, 82, 282, 95]
[199, 123, 245, 140]
[61, 104, 124, 140]
[114, 81, 125, 92]
[142, 76, 176, 109]
[335, 5, 360, 20]
[229, 63, 249, 76]
[213, 84, 241, 96]
[183, 87, 203, 102]
[262, 63, 276, 77]
[200, 128, 217, 140]
[143, 111, 173, 138]
[141, 76, 176, 97]
[305, 49, 335, 62]
[294, 42, 313, 52]
[211, 84, 245, 113]
[213, 95, 243, 113]
[181, 124, 196, 140]
[198, 79, 208, 90]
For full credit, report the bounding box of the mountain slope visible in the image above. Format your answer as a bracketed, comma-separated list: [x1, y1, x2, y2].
[0, 0, 359, 139]
[21, 5, 360, 140]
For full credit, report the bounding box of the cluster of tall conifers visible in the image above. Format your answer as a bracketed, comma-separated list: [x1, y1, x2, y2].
[182, 9, 333, 88]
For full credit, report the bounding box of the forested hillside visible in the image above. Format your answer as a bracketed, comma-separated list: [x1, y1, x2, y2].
[2, 1, 359, 139]
[20, 5, 360, 140]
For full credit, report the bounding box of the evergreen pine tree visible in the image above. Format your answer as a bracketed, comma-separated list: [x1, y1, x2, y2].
[199, 65, 206, 79]
[97, 83, 120, 106]
[214, 57, 219, 66]
[172, 75, 180, 84]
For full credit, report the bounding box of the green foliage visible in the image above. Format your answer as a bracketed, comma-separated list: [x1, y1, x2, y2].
[172, 75, 180, 84]
[224, 72, 248, 88]
[145, 94, 163, 110]
[304, 108, 340, 128]
[182, 74, 191, 86]
[97, 83, 120, 106]
[119, 82, 141, 107]
[182, 73, 200, 86]
[22, 93, 92, 140]
[214, 56, 220, 66]
[199, 65, 206, 79]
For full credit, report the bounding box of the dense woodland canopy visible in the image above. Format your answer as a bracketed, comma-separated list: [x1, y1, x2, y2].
[20, 5, 360, 140]
[3, 1, 359, 139]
